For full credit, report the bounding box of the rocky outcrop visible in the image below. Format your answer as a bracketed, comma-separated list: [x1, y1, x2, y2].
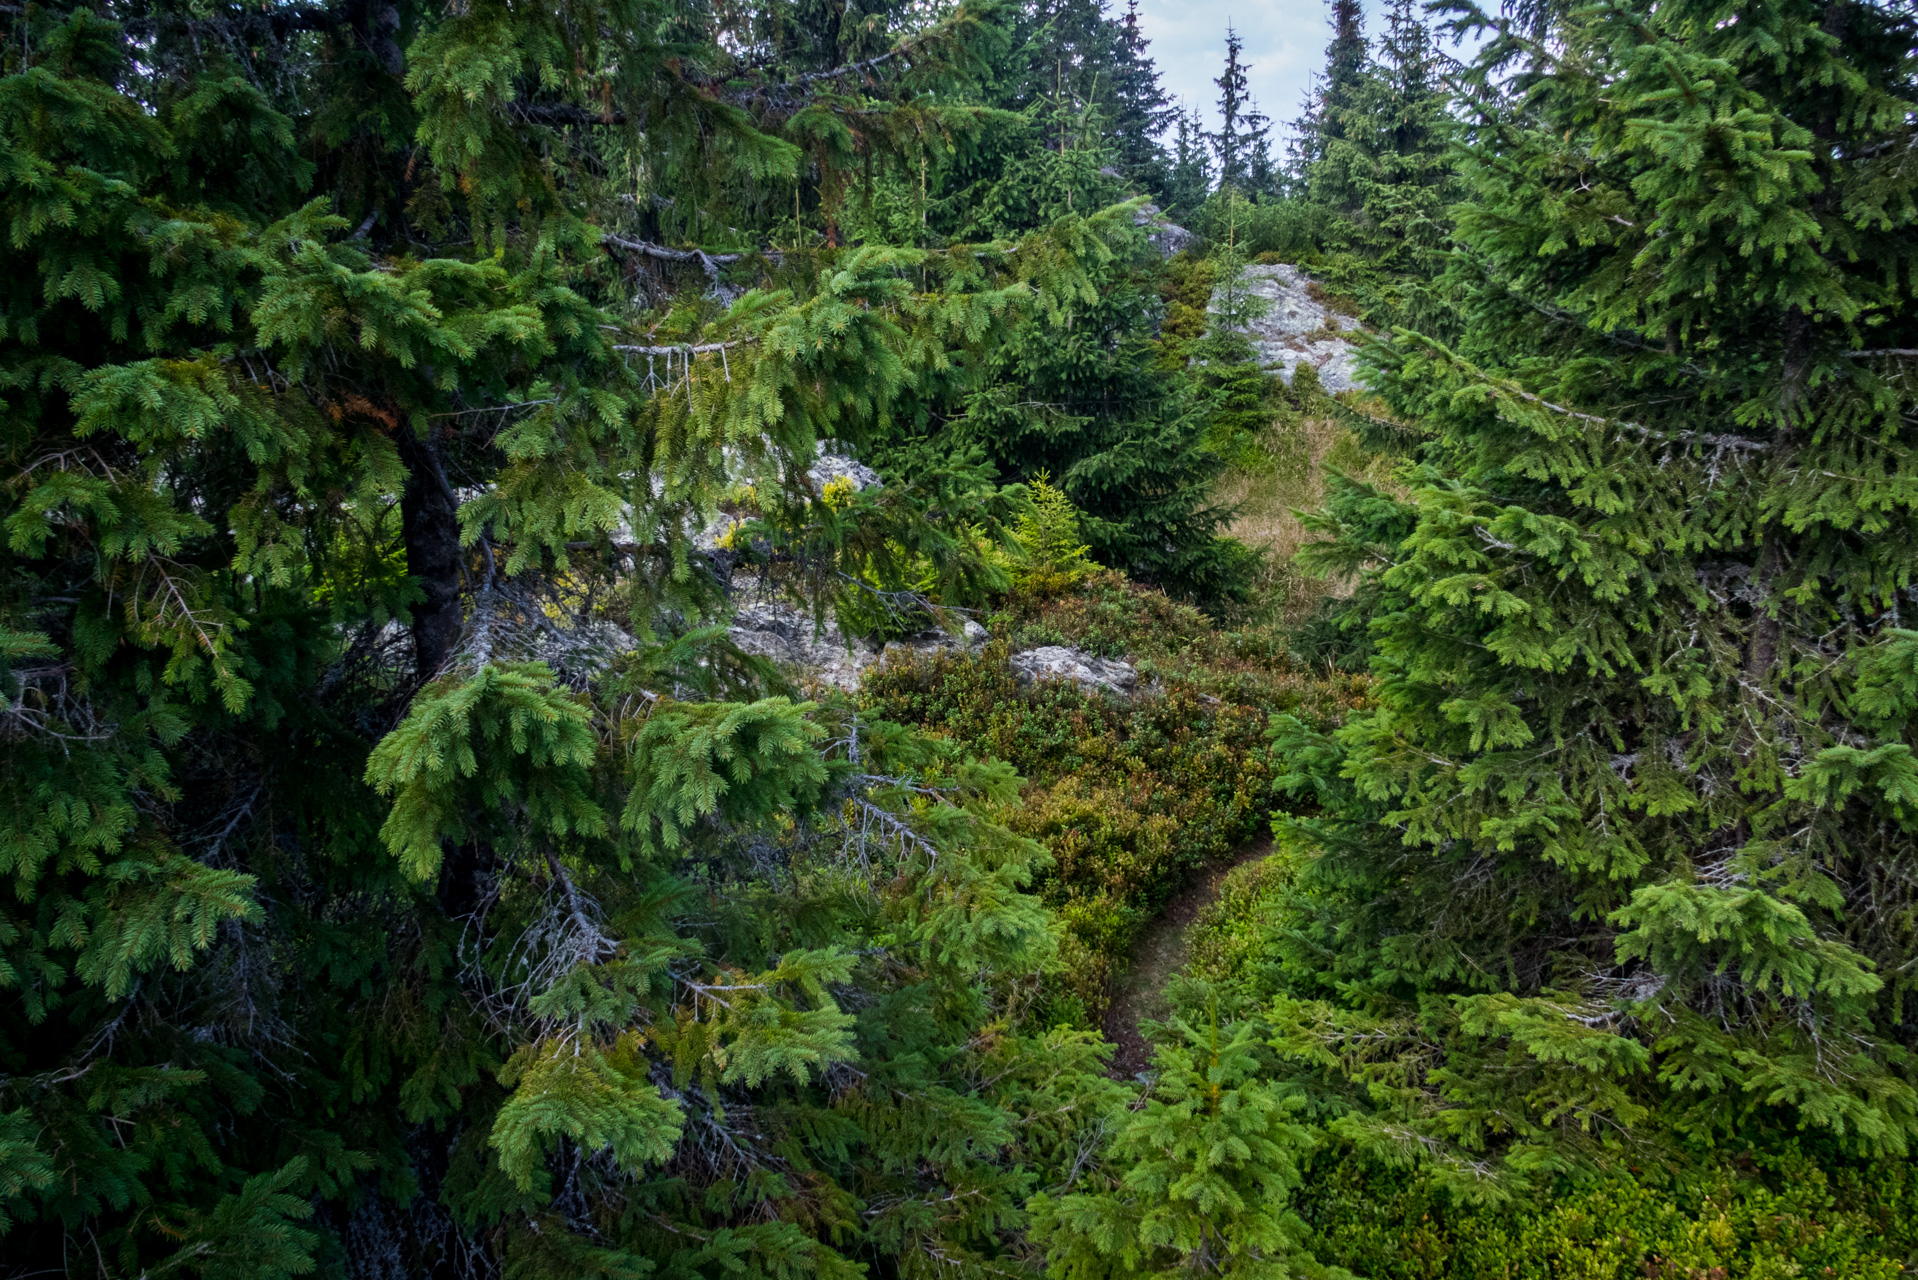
[806, 449, 881, 493]
[1008, 645, 1138, 697]
[728, 599, 987, 692]
[692, 445, 882, 552]
[1218, 263, 1362, 393]
[728, 607, 1147, 701]
[1134, 204, 1197, 259]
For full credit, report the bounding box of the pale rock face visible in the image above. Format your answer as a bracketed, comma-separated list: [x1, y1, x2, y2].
[1133, 204, 1197, 259]
[806, 449, 882, 493]
[1007, 645, 1137, 697]
[727, 601, 987, 692]
[1218, 263, 1362, 393]
[691, 446, 882, 552]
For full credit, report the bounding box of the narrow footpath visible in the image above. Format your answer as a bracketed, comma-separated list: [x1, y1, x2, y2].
[1101, 838, 1274, 1079]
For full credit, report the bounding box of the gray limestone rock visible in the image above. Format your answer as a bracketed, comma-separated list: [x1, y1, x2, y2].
[1133, 204, 1197, 259]
[1215, 263, 1363, 393]
[728, 601, 986, 692]
[807, 448, 882, 494]
[1007, 645, 1138, 697]
[669, 445, 886, 553]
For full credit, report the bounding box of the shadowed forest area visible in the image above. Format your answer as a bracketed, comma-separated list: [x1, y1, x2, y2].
[5, 0, 1918, 1276]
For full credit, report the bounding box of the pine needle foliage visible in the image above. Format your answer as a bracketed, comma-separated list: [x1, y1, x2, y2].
[0, 0, 1141, 1273]
[1031, 1018, 1331, 1280]
[1258, 0, 1918, 1187]
[1006, 472, 1097, 594]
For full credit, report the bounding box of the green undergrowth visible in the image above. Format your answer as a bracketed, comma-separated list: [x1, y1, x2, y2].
[1181, 862, 1918, 1279]
[1297, 1145, 1918, 1279]
[861, 571, 1367, 1023]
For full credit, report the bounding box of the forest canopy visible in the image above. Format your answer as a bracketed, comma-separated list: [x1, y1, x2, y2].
[2, 0, 1917, 1277]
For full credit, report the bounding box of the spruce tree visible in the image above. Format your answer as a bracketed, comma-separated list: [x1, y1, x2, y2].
[1112, 0, 1178, 190]
[1031, 1020, 1323, 1280]
[0, 1, 1135, 1274]
[1307, 0, 1456, 317]
[1293, 0, 1368, 196]
[945, 180, 1252, 603]
[1309, 0, 1450, 227]
[1323, 0, 1368, 103]
[1165, 106, 1217, 217]
[1261, 0, 1918, 1183]
[1209, 29, 1274, 195]
[973, 0, 1172, 199]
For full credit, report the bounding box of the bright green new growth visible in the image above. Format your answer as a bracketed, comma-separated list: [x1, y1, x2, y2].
[368, 664, 606, 881]
[1033, 1017, 1327, 1280]
[1008, 472, 1097, 593]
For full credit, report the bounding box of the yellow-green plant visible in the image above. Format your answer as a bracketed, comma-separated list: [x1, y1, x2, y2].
[1008, 472, 1097, 595]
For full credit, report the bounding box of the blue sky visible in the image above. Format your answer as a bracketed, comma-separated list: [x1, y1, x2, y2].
[1131, 0, 1379, 143]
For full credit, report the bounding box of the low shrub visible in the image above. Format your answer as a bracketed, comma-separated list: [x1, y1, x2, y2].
[1295, 1145, 1918, 1280]
[862, 573, 1367, 1021]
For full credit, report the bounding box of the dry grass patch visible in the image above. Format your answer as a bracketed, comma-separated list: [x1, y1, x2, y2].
[1216, 414, 1396, 623]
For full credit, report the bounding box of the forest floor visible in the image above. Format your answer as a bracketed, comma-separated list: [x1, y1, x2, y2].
[1102, 837, 1274, 1079]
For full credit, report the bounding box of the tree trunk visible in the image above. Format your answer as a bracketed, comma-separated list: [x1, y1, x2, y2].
[398, 429, 465, 682]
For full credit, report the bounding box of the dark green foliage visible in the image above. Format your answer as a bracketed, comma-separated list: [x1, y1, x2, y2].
[26, 0, 1918, 1273]
[0, 0, 1158, 1273]
[889, 168, 1256, 606]
[1307, 0, 1456, 328]
[1110, 0, 1175, 190]
[1232, 0, 1918, 1196]
[1162, 108, 1215, 220]
[1184, 863, 1918, 1276]
[1249, 0, 1459, 331]
[923, 0, 1170, 234]
[1286, 471, 1420, 669]
[1208, 29, 1276, 198]
[1298, 1145, 1918, 1279]
[976, 296, 1249, 601]
[827, 8, 1263, 612]
[1030, 1018, 1327, 1280]
[1034, 1, 1918, 1272]
[979, 0, 1173, 193]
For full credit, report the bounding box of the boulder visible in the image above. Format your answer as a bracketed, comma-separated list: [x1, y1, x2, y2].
[807, 448, 881, 493]
[1133, 204, 1197, 259]
[1216, 263, 1362, 393]
[1008, 645, 1137, 697]
[690, 445, 882, 552]
[728, 600, 986, 692]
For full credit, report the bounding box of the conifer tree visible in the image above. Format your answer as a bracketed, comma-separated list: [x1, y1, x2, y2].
[1323, 0, 1369, 103]
[1363, 0, 1451, 240]
[1292, 0, 1368, 192]
[0, 1, 1139, 1274]
[976, 0, 1173, 198]
[944, 177, 1251, 602]
[1031, 1019, 1325, 1280]
[1113, 0, 1178, 189]
[1309, 0, 1452, 243]
[1209, 29, 1274, 195]
[1263, 0, 1918, 1183]
[1165, 106, 1217, 217]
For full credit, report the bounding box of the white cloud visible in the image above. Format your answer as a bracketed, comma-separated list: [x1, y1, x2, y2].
[1131, 0, 1385, 143]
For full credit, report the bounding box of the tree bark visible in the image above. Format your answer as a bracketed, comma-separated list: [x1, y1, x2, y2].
[398, 429, 465, 683]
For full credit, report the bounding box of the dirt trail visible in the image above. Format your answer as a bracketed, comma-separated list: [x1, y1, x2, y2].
[1101, 838, 1273, 1079]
